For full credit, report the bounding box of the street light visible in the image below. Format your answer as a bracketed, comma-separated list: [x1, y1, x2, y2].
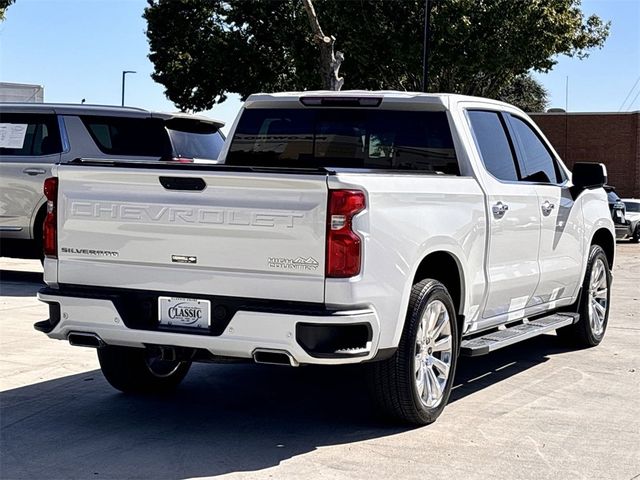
[422, 0, 433, 93]
[121, 70, 136, 106]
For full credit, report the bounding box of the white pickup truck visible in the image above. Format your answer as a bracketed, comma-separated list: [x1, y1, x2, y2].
[36, 92, 615, 425]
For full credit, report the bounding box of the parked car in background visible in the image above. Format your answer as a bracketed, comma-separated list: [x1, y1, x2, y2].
[622, 199, 640, 243]
[604, 186, 632, 241]
[0, 103, 224, 258]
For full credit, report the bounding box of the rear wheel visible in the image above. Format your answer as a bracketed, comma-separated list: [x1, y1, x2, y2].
[367, 279, 459, 425]
[557, 245, 611, 347]
[97, 345, 191, 394]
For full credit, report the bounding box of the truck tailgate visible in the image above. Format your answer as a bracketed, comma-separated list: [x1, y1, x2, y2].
[55, 165, 328, 302]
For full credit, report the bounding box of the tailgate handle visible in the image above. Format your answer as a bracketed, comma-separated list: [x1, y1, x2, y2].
[159, 176, 206, 191]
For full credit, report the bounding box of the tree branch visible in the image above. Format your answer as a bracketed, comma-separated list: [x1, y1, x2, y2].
[301, 0, 329, 44]
[301, 0, 344, 91]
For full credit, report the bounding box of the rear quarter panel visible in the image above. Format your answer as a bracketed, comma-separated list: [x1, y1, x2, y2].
[326, 173, 487, 349]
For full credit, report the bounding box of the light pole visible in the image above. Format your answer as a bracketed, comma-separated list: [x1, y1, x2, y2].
[422, 0, 433, 93]
[121, 70, 136, 106]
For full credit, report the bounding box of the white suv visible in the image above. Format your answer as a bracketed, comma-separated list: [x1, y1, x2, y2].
[622, 199, 640, 242]
[0, 103, 224, 259]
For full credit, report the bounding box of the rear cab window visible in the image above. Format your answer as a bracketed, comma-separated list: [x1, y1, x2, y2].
[0, 113, 62, 157]
[226, 108, 459, 175]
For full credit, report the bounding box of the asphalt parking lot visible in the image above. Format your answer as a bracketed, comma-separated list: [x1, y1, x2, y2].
[1, 244, 638, 480]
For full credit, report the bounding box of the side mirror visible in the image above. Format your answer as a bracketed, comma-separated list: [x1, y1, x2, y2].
[572, 162, 607, 190]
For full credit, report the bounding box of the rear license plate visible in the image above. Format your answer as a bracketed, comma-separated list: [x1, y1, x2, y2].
[158, 297, 210, 329]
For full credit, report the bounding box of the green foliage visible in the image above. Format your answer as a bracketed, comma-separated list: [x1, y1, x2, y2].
[0, 0, 15, 21]
[144, 0, 608, 111]
[497, 74, 549, 112]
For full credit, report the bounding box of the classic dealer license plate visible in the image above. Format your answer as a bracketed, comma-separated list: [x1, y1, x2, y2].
[158, 297, 211, 329]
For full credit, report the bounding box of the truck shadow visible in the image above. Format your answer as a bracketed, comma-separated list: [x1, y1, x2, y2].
[0, 336, 571, 480]
[0, 267, 44, 297]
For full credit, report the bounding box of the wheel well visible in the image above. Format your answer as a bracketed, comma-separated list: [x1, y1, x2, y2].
[413, 251, 464, 317]
[591, 228, 614, 268]
[32, 204, 47, 242]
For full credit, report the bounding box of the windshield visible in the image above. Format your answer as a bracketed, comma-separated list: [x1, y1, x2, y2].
[226, 108, 459, 174]
[624, 202, 640, 213]
[607, 191, 621, 203]
[166, 119, 225, 160]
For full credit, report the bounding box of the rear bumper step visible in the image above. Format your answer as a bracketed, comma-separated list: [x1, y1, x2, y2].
[460, 313, 580, 357]
[35, 289, 381, 366]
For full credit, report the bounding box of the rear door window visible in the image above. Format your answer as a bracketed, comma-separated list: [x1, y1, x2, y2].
[467, 111, 519, 182]
[226, 108, 459, 174]
[81, 116, 172, 157]
[0, 113, 62, 157]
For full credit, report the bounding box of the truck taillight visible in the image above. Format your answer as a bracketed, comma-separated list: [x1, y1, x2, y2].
[43, 177, 58, 258]
[326, 189, 366, 278]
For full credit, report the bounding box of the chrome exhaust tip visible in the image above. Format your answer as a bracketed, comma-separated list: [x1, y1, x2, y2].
[67, 332, 105, 348]
[252, 348, 298, 367]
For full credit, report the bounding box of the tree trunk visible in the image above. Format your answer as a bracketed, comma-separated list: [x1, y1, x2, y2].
[301, 0, 344, 91]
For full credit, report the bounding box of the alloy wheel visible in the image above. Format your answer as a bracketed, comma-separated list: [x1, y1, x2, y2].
[588, 257, 608, 337]
[414, 299, 453, 408]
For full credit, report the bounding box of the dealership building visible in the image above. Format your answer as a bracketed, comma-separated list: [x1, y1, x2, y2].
[531, 111, 640, 198]
[0, 82, 44, 103]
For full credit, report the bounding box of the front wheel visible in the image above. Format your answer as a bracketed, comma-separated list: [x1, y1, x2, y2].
[367, 279, 459, 425]
[557, 245, 611, 347]
[97, 345, 191, 394]
[631, 225, 640, 243]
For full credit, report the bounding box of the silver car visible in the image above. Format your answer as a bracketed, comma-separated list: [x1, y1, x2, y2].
[622, 199, 640, 243]
[0, 103, 224, 259]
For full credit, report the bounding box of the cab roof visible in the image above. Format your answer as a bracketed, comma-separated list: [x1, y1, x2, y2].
[245, 90, 519, 112]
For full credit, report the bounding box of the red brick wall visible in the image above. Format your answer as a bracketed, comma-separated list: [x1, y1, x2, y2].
[530, 112, 640, 198]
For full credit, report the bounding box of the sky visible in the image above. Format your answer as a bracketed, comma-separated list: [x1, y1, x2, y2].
[1, 0, 639, 133]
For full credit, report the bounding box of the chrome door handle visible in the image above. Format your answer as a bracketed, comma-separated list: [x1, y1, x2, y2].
[541, 201, 555, 215]
[23, 168, 46, 176]
[492, 201, 509, 218]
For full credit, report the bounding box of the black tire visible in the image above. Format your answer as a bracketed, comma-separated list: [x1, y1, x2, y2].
[367, 279, 459, 425]
[557, 245, 611, 347]
[631, 225, 640, 243]
[97, 345, 191, 394]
